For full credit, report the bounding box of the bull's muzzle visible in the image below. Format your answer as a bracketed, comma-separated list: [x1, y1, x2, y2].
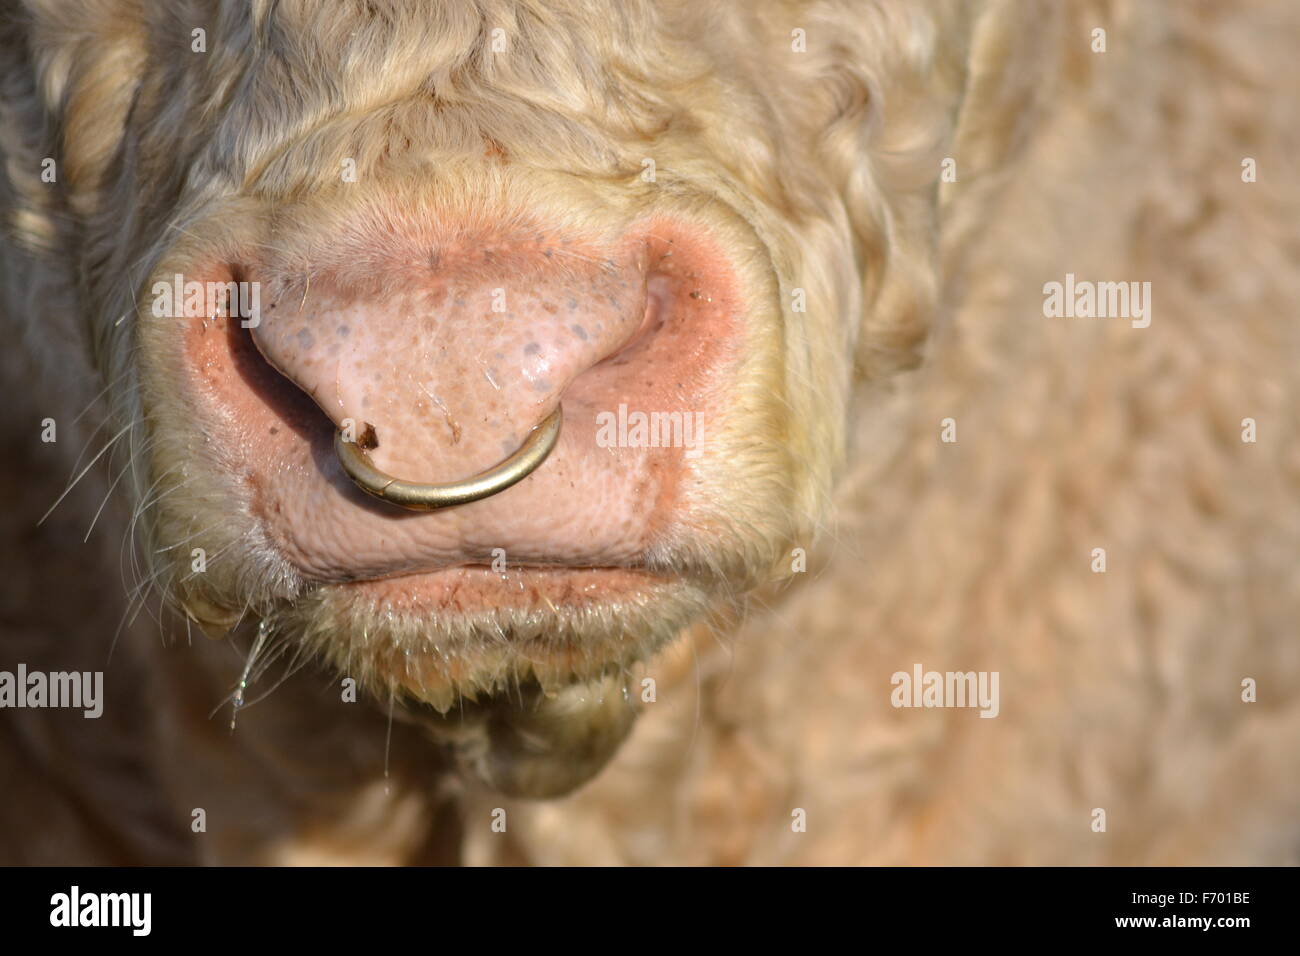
[334, 406, 563, 511]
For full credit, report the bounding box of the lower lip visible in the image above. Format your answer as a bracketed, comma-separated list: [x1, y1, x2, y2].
[337, 565, 669, 613]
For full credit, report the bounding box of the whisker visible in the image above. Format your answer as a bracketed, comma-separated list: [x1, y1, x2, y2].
[83, 449, 139, 542]
[39, 421, 133, 526]
[69, 369, 129, 426]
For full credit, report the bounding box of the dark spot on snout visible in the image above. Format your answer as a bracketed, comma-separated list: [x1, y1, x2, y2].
[359, 423, 379, 450]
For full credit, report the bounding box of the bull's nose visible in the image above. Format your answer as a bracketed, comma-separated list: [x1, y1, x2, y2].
[247, 241, 653, 503]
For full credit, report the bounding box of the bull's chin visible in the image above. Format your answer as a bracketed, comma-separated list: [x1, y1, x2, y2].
[426, 670, 648, 799]
[257, 563, 712, 797]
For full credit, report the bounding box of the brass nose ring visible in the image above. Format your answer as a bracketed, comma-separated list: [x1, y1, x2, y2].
[334, 407, 562, 511]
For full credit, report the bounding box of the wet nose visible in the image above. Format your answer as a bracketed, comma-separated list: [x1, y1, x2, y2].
[248, 243, 651, 497]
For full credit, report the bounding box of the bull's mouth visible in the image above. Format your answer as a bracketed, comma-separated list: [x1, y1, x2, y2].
[339, 564, 671, 613]
[302, 561, 704, 704]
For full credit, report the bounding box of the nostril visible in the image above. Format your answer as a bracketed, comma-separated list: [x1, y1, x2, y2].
[225, 313, 332, 442]
[595, 274, 670, 368]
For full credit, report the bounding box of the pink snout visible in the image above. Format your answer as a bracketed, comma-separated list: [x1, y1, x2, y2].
[249, 240, 656, 484]
[179, 218, 743, 585]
